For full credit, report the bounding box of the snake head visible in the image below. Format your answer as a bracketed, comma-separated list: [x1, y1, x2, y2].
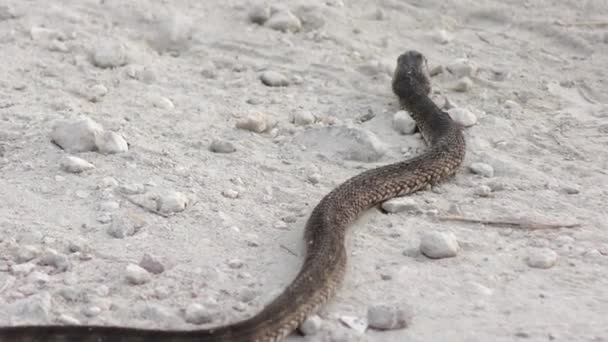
[392, 50, 432, 101]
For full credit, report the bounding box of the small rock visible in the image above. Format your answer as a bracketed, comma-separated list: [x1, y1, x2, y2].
[11, 262, 36, 276]
[339, 315, 368, 334]
[238, 288, 258, 303]
[446, 59, 478, 78]
[307, 173, 321, 184]
[82, 306, 102, 317]
[474, 185, 492, 197]
[67, 238, 90, 253]
[248, 4, 271, 24]
[139, 254, 165, 275]
[98, 201, 120, 212]
[260, 70, 289, 87]
[51, 117, 104, 153]
[86, 84, 108, 102]
[13, 245, 40, 264]
[222, 189, 239, 199]
[300, 315, 323, 335]
[95, 131, 128, 154]
[209, 140, 236, 153]
[561, 185, 580, 195]
[227, 259, 244, 269]
[447, 107, 477, 127]
[419, 231, 460, 259]
[429, 65, 444, 77]
[292, 111, 316, 126]
[452, 77, 473, 92]
[30, 26, 65, 41]
[469, 162, 494, 177]
[157, 191, 189, 214]
[432, 29, 452, 44]
[184, 303, 213, 325]
[381, 197, 420, 214]
[125, 264, 151, 285]
[151, 96, 175, 110]
[107, 217, 134, 239]
[58, 314, 81, 325]
[28, 271, 50, 285]
[392, 110, 416, 135]
[265, 9, 302, 32]
[367, 304, 412, 330]
[92, 40, 128, 68]
[526, 248, 558, 269]
[236, 112, 268, 133]
[504, 100, 522, 111]
[60, 155, 94, 173]
[38, 249, 70, 272]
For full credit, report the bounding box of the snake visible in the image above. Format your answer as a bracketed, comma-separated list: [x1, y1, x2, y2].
[0, 50, 466, 342]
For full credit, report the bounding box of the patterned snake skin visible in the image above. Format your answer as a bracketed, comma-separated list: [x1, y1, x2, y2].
[0, 50, 466, 342]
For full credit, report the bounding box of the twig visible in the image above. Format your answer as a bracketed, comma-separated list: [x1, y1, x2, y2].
[555, 20, 608, 28]
[119, 194, 170, 218]
[280, 244, 299, 257]
[438, 215, 581, 230]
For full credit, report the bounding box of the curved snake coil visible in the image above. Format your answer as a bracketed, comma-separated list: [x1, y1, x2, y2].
[0, 50, 466, 342]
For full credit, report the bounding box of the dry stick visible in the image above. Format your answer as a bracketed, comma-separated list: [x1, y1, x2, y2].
[555, 20, 608, 28]
[438, 215, 581, 230]
[119, 194, 171, 218]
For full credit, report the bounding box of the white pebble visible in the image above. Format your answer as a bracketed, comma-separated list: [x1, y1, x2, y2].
[236, 112, 268, 133]
[526, 248, 558, 269]
[308, 173, 321, 184]
[419, 231, 460, 259]
[60, 155, 94, 173]
[260, 70, 289, 87]
[265, 9, 302, 32]
[381, 197, 420, 214]
[82, 306, 102, 317]
[299, 315, 323, 335]
[452, 77, 473, 92]
[222, 189, 239, 199]
[469, 162, 494, 177]
[248, 4, 271, 24]
[13, 245, 40, 264]
[125, 264, 151, 285]
[28, 271, 50, 285]
[98, 201, 120, 212]
[339, 315, 368, 334]
[446, 59, 478, 78]
[157, 191, 189, 214]
[11, 262, 36, 276]
[292, 111, 316, 126]
[367, 304, 412, 330]
[58, 314, 81, 325]
[87, 84, 108, 102]
[209, 140, 236, 153]
[392, 110, 416, 135]
[95, 131, 128, 154]
[51, 117, 104, 153]
[92, 40, 128, 68]
[227, 259, 244, 269]
[151, 96, 175, 110]
[184, 303, 213, 325]
[139, 253, 165, 275]
[474, 185, 492, 197]
[432, 29, 452, 44]
[30, 26, 65, 41]
[447, 107, 477, 126]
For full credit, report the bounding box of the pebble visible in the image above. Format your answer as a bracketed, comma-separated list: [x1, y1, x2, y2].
[11, 262, 36, 276]
[291, 111, 316, 126]
[184, 303, 213, 324]
[58, 314, 81, 325]
[125, 264, 151, 285]
[248, 4, 271, 24]
[157, 191, 189, 214]
[526, 248, 558, 269]
[222, 189, 239, 199]
[60, 155, 94, 173]
[28, 271, 50, 285]
[227, 259, 244, 269]
[86, 84, 108, 102]
[561, 185, 580, 195]
[265, 9, 302, 32]
[51, 117, 104, 153]
[307, 173, 321, 185]
[419, 231, 460, 259]
[67, 238, 90, 253]
[392, 110, 416, 135]
[96, 131, 128, 154]
[367, 304, 412, 330]
[260, 70, 289, 87]
[474, 185, 492, 197]
[452, 77, 473, 92]
[139, 253, 165, 275]
[236, 112, 268, 133]
[209, 140, 236, 153]
[38, 249, 70, 272]
[13, 245, 40, 264]
[92, 40, 128, 68]
[151, 96, 175, 110]
[446, 59, 478, 78]
[107, 217, 134, 238]
[447, 107, 477, 126]
[30, 26, 65, 41]
[432, 29, 452, 44]
[381, 197, 420, 214]
[469, 162, 494, 177]
[299, 315, 323, 335]
[98, 201, 120, 212]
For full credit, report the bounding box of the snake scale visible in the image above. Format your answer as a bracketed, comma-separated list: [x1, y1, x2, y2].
[0, 50, 466, 342]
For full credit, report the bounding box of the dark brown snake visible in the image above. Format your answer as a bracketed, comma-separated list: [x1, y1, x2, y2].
[0, 51, 466, 342]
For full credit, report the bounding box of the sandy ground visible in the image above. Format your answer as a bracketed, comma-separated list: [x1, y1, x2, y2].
[1, 0, 608, 341]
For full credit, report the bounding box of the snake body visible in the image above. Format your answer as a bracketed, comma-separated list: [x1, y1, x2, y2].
[0, 50, 466, 342]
